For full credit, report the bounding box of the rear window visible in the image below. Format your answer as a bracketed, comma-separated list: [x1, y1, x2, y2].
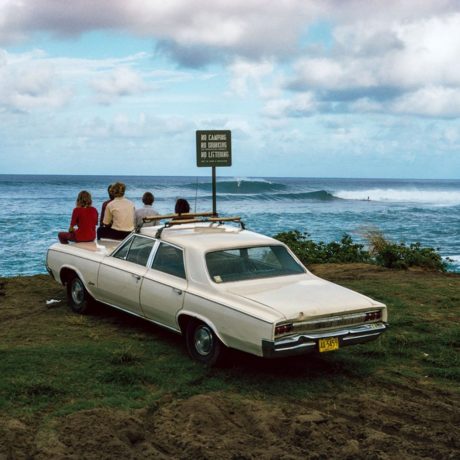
[206, 245, 305, 283]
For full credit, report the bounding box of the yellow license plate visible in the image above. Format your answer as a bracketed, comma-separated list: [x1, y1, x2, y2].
[319, 337, 339, 352]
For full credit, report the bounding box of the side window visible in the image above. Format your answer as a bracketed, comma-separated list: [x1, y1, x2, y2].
[113, 235, 155, 267]
[151, 243, 186, 279]
[112, 237, 133, 260]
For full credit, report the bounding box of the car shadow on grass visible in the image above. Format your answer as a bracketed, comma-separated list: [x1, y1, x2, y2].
[83, 300, 380, 395]
[87, 300, 185, 347]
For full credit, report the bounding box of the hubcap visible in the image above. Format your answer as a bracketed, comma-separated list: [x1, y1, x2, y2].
[194, 326, 213, 356]
[71, 280, 84, 305]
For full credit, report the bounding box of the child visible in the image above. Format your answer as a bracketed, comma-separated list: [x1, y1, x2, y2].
[58, 190, 98, 244]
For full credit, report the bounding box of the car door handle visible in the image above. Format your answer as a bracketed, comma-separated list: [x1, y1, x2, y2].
[132, 274, 141, 281]
[173, 288, 183, 295]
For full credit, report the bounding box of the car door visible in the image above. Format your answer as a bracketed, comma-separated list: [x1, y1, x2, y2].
[140, 242, 187, 329]
[97, 235, 156, 316]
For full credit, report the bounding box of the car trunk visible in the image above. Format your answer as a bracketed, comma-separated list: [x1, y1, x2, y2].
[225, 275, 376, 319]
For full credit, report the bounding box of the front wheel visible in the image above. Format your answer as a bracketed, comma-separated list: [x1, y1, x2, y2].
[67, 276, 92, 314]
[185, 320, 225, 366]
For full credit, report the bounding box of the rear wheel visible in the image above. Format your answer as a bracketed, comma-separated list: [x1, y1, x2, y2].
[185, 320, 225, 366]
[67, 276, 92, 314]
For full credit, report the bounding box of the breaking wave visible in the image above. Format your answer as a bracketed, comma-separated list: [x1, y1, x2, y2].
[185, 179, 287, 194]
[335, 189, 460, 206]
[182, 179, 340, 201]
[199, 190, 338, 202]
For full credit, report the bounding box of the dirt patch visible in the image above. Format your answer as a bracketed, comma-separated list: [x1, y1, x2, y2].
[0, 274, 65, 324]
[3, 388, 458, 459]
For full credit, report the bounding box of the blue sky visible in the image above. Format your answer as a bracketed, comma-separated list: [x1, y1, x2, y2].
[0, 0, 459, 178]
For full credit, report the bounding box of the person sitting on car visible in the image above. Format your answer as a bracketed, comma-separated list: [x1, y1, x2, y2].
[58, 190, 98, 244]
[135, 191, 160, 227]
[100, 184, 114, 226]
[174, 198, 191, 220]
[97, 182, 135, 240]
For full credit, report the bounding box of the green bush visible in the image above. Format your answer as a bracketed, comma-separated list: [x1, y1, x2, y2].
[274, 229, 447, 272]
[364, 230, 447, 272]
[273, 230, 371, 265]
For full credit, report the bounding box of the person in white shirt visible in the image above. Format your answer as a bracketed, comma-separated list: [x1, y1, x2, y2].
[97, 182, 135, 240]
[135, 191, 159, 228]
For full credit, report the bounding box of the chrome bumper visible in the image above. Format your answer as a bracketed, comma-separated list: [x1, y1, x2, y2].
[262, 322, 388, 358]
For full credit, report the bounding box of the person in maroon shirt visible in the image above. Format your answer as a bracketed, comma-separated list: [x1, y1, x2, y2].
[100, 184, 114, 226]
[58, 190, 99, 244]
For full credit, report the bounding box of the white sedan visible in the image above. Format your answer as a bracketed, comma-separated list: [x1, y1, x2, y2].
[46, 214, 388, 365]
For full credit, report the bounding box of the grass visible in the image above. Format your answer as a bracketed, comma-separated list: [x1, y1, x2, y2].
[0, 267, 458, 420]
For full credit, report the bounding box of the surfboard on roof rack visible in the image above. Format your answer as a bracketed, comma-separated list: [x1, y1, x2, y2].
[135, 212, 245, 237]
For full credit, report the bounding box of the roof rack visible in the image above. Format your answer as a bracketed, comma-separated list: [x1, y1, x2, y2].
[136, 212, 245, 238]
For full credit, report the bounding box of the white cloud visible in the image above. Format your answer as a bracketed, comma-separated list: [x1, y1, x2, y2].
[442, 126, 460, 144]
[391, 86, 460, 117]
[91, 67, 149, 104]
[77, 112, 195, 140]
[325, 0, 458, 24]
[227, 58, 274, 97]
[292, 13, 460, 90]
[290, 57, 378, 90]
[0, 0, 318, 59]
[0, 48, 160, 112]
[387, 14, 460, 88]
[1, 0, 460, 178]
[264, 92, 317, 118]
[0, 51, 72, 112]
[282, 10, 460, 118]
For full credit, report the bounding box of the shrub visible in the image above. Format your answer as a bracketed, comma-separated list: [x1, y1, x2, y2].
[273, 230, 371, 265]
[364, 230, 447, 272]
[275, 229, 447, 272]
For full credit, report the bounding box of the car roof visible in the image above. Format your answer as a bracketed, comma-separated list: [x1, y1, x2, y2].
[139, 223, 280, 252]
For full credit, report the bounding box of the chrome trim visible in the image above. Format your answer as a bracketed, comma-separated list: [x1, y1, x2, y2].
[342, 332, 382, 341]
[262, 322, 387, 358]
[282, 310, 384, 336]
[276, 341, 316, 352]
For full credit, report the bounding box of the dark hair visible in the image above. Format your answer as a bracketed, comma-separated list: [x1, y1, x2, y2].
[107, 184, 115, 200]
[142, 192, 154, 205]
[175, 198, 190, 214]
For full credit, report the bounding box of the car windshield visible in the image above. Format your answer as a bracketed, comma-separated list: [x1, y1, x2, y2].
[206, 245, 305, 283]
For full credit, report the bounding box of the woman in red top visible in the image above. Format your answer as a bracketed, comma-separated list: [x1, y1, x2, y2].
[58, 190, 98, 244]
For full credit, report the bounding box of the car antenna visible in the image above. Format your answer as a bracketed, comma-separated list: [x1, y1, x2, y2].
[194, 176, 198, 213]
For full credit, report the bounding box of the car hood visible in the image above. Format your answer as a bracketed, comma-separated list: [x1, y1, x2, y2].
[225, 275, 377, 320]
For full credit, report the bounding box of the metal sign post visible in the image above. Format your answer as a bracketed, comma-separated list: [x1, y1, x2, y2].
[212, 166, 217, 216]
[196, 130, 232, 215]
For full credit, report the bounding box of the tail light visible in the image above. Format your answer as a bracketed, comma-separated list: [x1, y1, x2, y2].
[364, 310, 382, 322]
[275, 323, 293, 336]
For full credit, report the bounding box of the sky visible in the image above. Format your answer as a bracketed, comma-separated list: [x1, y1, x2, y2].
[0, 0, 460, 179]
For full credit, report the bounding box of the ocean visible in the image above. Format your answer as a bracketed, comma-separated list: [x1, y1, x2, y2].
[0, 174, 459, 277]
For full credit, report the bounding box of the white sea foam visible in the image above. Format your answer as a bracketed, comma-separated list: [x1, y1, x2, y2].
[335, 189, 460, 205]
[233, 177, 273, 184]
